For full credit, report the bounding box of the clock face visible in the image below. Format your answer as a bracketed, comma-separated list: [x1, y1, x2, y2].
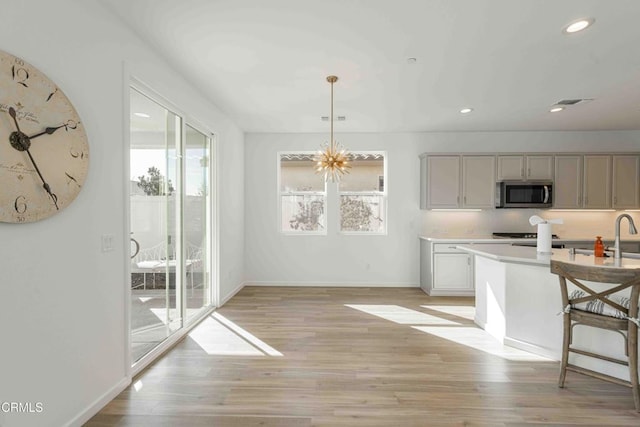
[0, 50, 89, 223]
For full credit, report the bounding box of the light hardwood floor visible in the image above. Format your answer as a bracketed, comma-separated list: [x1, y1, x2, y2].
[88, 287, 640, 426]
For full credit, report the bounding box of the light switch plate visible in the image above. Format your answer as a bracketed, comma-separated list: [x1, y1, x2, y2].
[101, 234, 114, 252]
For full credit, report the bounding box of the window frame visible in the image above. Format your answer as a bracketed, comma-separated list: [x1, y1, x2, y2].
[338, 151, 388, 235]
[277, 151, 328, 235]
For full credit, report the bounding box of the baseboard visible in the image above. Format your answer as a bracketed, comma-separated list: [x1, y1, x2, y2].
[219, 281, 246, 306]
[503, 336, 558, 361]
[244, 281, 419, 288]
[66, 376, 130, 427]
[426, 289, 475, 297]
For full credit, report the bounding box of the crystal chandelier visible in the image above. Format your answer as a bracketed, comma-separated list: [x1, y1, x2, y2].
[313, 75, 351, 182]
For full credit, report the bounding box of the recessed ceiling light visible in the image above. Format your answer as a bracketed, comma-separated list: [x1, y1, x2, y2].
[407, 57, 417, 64]
[134, 112, 150, 118]
[459, 108, 473, 114]
[563, 18, 595, 34]
[550, 106, 565, 113]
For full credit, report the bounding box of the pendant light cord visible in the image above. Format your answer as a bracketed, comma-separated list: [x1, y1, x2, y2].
[330, 78, 334, 153]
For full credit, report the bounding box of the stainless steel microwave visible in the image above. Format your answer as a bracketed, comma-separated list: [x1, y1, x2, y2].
[495, 181, 553, 208]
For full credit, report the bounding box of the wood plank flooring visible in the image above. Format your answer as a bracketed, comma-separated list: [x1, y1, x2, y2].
[87, 287, 640, 426]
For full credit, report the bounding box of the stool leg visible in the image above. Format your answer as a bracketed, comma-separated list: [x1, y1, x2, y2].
[629, 324, 640, 412]
[559, 314, 571, 388]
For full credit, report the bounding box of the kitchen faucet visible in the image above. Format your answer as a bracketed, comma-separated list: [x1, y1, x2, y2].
[613, 213, 638, 260]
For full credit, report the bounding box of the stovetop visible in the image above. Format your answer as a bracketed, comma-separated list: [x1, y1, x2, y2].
[492, 232, 559, 239]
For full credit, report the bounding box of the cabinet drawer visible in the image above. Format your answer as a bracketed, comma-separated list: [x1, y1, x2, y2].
[433, 243, 465, 253]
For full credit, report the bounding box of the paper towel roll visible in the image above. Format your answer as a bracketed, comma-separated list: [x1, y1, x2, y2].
[536, 223, 552, 254]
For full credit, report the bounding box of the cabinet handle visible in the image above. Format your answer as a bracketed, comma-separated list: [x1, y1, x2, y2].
[614, 196, 618, 204]
[528, 168, 531, 177]
[467, 257, 471, 265]
[521, 168, 524, 177]
[464, 196, 467, 204]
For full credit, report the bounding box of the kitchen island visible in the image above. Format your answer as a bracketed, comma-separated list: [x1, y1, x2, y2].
[457, 243, 640, 382]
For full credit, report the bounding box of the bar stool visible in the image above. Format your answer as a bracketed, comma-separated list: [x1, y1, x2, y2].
[550, 260, 640, 411]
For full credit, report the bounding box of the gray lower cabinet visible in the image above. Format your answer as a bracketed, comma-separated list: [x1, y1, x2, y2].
[420, 240, 474, 296]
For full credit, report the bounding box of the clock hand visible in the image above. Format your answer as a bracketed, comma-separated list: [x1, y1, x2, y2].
[28, 120, 78, 140]
[7, 107, 58, 209]
[24, 147, 59, 210]
[8, 107, 22, 132]
[28, 124, 66, 140]
[9, 107, 76, 141]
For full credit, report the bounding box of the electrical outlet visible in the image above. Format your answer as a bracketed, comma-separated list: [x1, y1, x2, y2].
[101, 234, 114, 252]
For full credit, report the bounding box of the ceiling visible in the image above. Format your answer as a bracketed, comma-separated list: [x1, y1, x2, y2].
[101, 0, 640, 133]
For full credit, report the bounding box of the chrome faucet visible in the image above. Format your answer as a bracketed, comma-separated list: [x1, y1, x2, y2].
[613, 213, 638, 260]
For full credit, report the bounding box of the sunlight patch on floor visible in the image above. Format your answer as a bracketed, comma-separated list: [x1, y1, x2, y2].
[345, 304, 461, 325]
[186, 313, 283, 356]
[413, 326, 551, 362]
[188, 316, 266, 356]
[212, 312, 283, 356]
[421, 305, 475, 320]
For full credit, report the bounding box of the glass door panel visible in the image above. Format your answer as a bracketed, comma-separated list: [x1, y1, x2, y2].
[184, 125, 211, 323]
[129, 88, 181, 362]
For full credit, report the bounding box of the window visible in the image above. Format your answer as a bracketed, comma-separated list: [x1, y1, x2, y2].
[339, 152, 386, 233]
[279, 152, 326, 233]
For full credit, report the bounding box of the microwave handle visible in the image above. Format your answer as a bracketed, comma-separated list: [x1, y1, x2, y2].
[543, 185, 550, 203]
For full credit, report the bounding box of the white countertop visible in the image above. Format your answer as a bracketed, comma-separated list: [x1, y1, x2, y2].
[420, 235, 640, 243]
[457, 244, 640, 269]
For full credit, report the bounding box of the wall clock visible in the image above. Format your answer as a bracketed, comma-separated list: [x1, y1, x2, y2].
[0, 49, 89, 223]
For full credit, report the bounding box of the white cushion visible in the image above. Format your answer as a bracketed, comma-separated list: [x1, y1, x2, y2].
[569, 289, 633, 319]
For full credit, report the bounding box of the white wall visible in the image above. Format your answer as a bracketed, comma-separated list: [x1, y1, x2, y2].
[0, 1, 244, 426]
[245, 131, 639, 286]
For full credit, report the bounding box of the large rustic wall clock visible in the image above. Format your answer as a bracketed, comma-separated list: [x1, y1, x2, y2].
[0, 49, 89, 223]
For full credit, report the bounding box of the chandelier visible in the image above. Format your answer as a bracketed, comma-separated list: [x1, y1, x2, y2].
[313, 75, 351, 182]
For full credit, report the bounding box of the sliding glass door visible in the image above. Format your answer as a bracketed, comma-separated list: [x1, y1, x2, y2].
[129, 87, 213, 363]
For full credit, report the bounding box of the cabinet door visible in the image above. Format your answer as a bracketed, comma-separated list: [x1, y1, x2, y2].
[583, 155, 611, 209]
[427, 156, 460, 208]
[497, 156, 524, 181]
[554, 156, 582, 208]
[462, 156, 495, 208]
[526, 155, 554, 180]
[433, 253, 472, 290]
[612, 155, 640, 209]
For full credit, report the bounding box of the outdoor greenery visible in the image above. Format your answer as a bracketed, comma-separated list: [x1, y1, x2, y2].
[340, 196, 373, 231]
[137, 166, 175, 196]
[289, 199, 324, 231]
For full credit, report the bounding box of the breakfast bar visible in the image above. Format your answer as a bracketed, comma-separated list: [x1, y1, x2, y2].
[457, 243, 640, 382]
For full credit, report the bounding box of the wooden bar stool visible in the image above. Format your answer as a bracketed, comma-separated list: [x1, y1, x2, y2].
[550, 260, 640, 411]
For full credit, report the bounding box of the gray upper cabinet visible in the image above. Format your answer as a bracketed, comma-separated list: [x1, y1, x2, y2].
[421, 155, 495, 209]
[526, 155, 554, 180]
[612, 155, 640, 209]
[462, 156, 496, 208]
[422, 152, 637, 210]
[497, 156, 524, 180]
[497, 155, 553, 181]
[583, 155, 611, 209]
[425, 155, 460, 209]
[554, 154, 636, 210]
[554, 155, 582, 209]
